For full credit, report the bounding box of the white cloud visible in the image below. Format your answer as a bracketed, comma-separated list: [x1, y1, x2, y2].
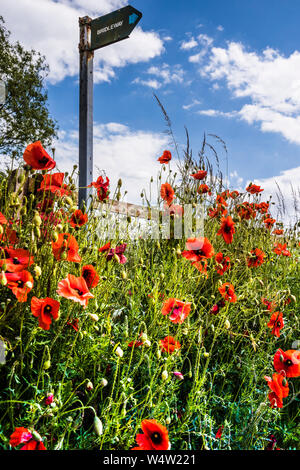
[186, 34, 214, 64]
[217, 25, 224, 32]
[182, 99, 201, 110]
[1, 0, 165, 84]
[201, 41, 300, 144]
[53, 122, 170, 204]
[253, 167, 300, 223]
[197, 109, 238, 118]
[180, 38, 198, 50]
[133, 63, 185, 89]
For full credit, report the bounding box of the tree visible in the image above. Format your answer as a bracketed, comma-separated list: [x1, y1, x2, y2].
[0, 16, 58, 158]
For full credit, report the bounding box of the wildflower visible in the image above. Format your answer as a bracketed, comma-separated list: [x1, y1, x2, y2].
[210, 299, 225, 315]
[81, 265, 99, 289]
[197, 184, 212, 195]
[106, 244, 127, 264]
[23, 141, 56, 170]
[247, 248, 266, 268]
[159, 335, 181, 354]
[31, 297, 60, 330]
[218, 283, 237, 303]
[0, 248, 34, 273]
[215, 425, 224, 439]
[264, 373, 289, 408]
[224, 319, 231, 329]
[161, 298, 191, 324]
[190, 170, 207, 180]
[86, 381, 93, 391]
[9, 427, 46, 450]
[246, 183, 264, 194]
[160, 182, 175, 206]
[57, 274, 94, 309]
[236, 202, 256, 220]
[255, 202, 269, 214]
[98, 241, 111, 253]
[88, 175, 110, 201]
[0, 211, 7, 225]
[45, 393, 54, 406]
[158, 150, 172, 164]
[261, 297, 276, 312]
[217, 215, 235, 244]
[264, 217, 276, 230]
[67, 318, 79, 331]
[273, 242, 291, 257]
[38, 172, 70, 197]
[192, 259, 208, 277]
[162, 370, 168, 381]
[229, 190, 239, 199]
[69, 209, 88, 228]
[52, 233, 81, 262]
[273, 229, 284, 235]
[6, 271, 34, 302]
[133, 419, 170, 450]
[267, 312, 284, 338]
[273, 349, 300, 378]
[215, 252, 231, 275]
[173, 371, 184, 381]
[181, 237, 214, 262]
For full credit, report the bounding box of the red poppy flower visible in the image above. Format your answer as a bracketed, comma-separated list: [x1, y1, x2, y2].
[217, 215, 235, 244]
[163, 203, 183, 216]
[67, 318, 79, 331]
[158, 150, 172, 164]
[23, 141, 56, 170]
[264, 373, 289, 408]
[218, 282, 237, 303]
[210, 299, 225, 315]
[0, 228, 18, 245]
[31, 297, 60, 330]
[128, 339, 143, 348]
[81, 264, 99, 289]
[264, 217, 276, 230]
[191, 259, 208, 277]
[273, 349, 300, 378]
[190, 170, 207, 180]
[273, 229, 284, 235]
[208, 205, 227, 218]
[106, 243, 127, 264]
[261, 297, 276, 312]
[9, 427, 33, 447]
[197, 184, 212, 195]
[215, 252, 231, 275]
[181, 237, 214, 262]
[161, 298, 191, 324]
[236, 202, 256, 220]
[229, 190, 239, 199]
[38, 172, 70, 197]
[0, 211, 7, 225]
[20, 440, 46, 450]
[98, 241, 111, 252]
[255, 202, 269, 214]
[6, 271, 34, 302]
[88, 175, 110, 201]
[52, 233, 81, 262]
[69, 209, 88, 228]
[215, 425, 224, 439]
[135, 419, 170, 450]
[0, 248, 34, 273]
[247, 248, 266, 268]
[246, 183, 264, 194]
[160, 183, 175, 206]
[267, 312, 284, 337]
[273, 243, 291, 257]
[159, 335, 181, 354]
[57, 274, 94, 308]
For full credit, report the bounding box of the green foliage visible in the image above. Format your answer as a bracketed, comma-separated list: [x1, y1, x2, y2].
[0, 16, 58, 159]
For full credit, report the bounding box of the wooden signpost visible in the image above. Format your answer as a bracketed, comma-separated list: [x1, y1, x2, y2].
[78, 6, 142, 209]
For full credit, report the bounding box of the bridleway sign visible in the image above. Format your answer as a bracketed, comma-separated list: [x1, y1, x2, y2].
[78, 6, 142, 209]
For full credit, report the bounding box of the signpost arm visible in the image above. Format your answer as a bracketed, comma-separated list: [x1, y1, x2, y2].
[78, 16, 94, 210]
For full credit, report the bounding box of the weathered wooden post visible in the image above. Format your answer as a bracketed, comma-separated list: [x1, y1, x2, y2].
[78, 17, 94, 209]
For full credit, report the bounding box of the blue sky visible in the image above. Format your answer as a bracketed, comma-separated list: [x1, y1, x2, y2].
[1, 0, 300, 220]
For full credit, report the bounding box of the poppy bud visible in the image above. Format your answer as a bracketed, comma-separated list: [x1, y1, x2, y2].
[166, 416, 171, 425]
[160, 273, 165, 280]
[25, 281, 33, 289]
[34, 226, 41, 238]
[280, 354, 284, 362]
[117, 178, 122, 187]
[0, 271, 7, 286]
[0, 226, 3, 235]
[100, 378, 108, 387]
[52, 232, 59, 242]
[203, 351, 210, 358]
[94, 416, 103, 436]
[127, 216, 131, 223]
[86, 381, 93, 391]
[224, 319, 230, 330]
[115, 346, 123, 358]
[20, 206, 27, 216]
[33, 214, 42, 227]
[113, 253, 120, 263]
[31, 430, 43, 442]
[88, 313, 99, 322]
[43, 360, 51, 370]
[121, 270, 127, 280]
[56, 224, 63, 233]
[64, 196, 73, 206]
[162, 370, 168, 380]
[282, 378, 287, 387]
